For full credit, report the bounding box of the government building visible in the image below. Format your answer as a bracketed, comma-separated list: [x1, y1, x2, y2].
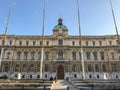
[0, 18, 120, 80]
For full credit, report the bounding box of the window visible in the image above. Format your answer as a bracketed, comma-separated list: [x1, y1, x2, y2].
[102, 64, 106, 72]
[19, 41, 22, 46]
[80, 65, 82, 72]
[33, 41, 36, 46]
[31, 52, 35, 60]
[72, 41, 75, 46]
[46, 41, 49, 46]
[7, 52, 10, 59]
[72, 64, 77, 72]
[40, 41, 42, 46]
[86, 51, 90, 60]
[109, 41, 112, 45]
[5, 63, 9, 72]
[10, 41, 12, 45]
[45, 51, 49, 60]
[17, 51, 21, 59]
[93, 41, 95, 46]
[116, 40, 119, 45]
[26, 41, 29, 46]
[93, 51, 97, 60]
[72, 51, 76, 60]
[58, 40, 63, 46]
[95, 64, 99, 72]
[38, 51, 41, 60]
[118, 50, 120, 60]
[86, 41, 88, 46]
[99, 41, 102, 46]
[24, 52, 28, 60]
[58, 50, 63, 60]
[111, 52, 114, 60]
[111, 63, 117, 72]
[88, 64, 92, 72]
[100, 51, 104, 60]
[45, 64, 49, 72]
[79, 52, 82, 60]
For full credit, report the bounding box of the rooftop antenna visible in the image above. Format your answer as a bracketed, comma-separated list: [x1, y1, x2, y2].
[0, 0, 13, 69]
[109, 0, 120, 45]
[77, 0, 85, 80]
[40, 0, 46, 79]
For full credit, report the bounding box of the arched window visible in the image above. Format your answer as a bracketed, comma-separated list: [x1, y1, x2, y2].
[100, 51, 104, 60]
[58, 50, 63, 60]
[72, 64, 77, 72]
[72, 51, 76, 60]
[86, 51, 90, 60]
[93, 51, 97, 60]
[45, 64, 49, 72]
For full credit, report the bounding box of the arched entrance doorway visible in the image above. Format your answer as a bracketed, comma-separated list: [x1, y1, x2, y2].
[57, 65, 64, 79]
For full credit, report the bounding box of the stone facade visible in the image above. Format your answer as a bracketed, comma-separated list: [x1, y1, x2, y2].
[0, 18, 120, 80]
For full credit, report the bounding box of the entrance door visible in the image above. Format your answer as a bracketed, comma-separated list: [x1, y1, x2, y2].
[57, 65, 64, 79]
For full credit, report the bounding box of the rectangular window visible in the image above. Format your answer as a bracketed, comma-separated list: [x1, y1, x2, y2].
[79, 52, 82, 60]
[86, 52, 90, 60]
[45, 52, 49, 60]
[31, 52, 35, 60]
[19, 41, 22, 46]
[93, 41, 95, 46]
[88, 64, 92, 72]
[40, 41, 42, 46]
[10, 41, 12, 45]
[109, 41, 112, 45]
[72, 52, 76, 60]
[95, 64, 99, 72]
[58, 40, 63, 46]
[102, 64, 106, 72]
[33, 41, 36, 46]
[46, 41, 49, 46]
[99, 41, 102, 46]
[38, 52, 41, 60]
[17, 51, 21, 59]
[24, 52, 28, 60]
[86, 41, 88, 46]
[26, 41, 29, 46]
[72, 41, 75, 46]
[116, 40, 119, 45]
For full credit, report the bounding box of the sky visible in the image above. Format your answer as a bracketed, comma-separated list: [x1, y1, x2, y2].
[0, 0, 120, 36]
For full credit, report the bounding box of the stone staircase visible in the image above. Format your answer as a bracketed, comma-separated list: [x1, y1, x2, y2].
[51, 80, 78, 90]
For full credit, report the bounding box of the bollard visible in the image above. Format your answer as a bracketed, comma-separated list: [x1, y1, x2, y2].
[67, 87, 69, 90]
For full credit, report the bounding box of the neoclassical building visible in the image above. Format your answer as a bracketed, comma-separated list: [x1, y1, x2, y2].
[0, 18, 120, 80]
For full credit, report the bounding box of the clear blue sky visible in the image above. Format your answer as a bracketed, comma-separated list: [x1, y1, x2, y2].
[0, 0, 120, 36]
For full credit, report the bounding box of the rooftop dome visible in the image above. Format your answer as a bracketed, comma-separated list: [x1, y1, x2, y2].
[53, 18, 68, 31]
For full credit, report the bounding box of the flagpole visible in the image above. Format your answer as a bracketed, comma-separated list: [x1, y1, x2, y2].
[77, 0, 85, 80]
[40, 0, 46, 79]
[109, 0, 120, 45]
[0, 0, 13, 69]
